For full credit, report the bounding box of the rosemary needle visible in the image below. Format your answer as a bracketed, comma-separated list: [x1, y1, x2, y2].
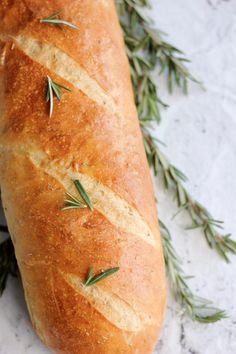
[74, 180, 93, 210]
[40, 11, 78, 30]
[84, 267, 120, 287]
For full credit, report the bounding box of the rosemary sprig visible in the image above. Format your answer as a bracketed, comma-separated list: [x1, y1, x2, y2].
[84, 266, 120, 287]
[40, 11, 78, 30]
[74, 180, 93, 210]
[160, 220, 226, 323]
[0, 238, 18, 295]
[62, 191, 87, 211]
[144, 130, 236, 262]
[46, 76, 71, 117]
[62, 180, 93, 211]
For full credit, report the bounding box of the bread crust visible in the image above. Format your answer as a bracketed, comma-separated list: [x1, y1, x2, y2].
[0, 1, 166, 353]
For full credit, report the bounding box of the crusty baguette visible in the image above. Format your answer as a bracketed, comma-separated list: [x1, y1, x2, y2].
[0, 1, 166, 353]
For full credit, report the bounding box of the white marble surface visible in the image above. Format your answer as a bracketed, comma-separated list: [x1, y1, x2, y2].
[1, 0, 236, 353]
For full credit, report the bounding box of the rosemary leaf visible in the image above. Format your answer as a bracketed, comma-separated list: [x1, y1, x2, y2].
[74, 180, 93, 210]
[47, 76, 54, 118]
[160, 220, 226, 323]
[40, 12, 78, 30]
[84, 267, 120, 287]
[46, 76, 71, 117]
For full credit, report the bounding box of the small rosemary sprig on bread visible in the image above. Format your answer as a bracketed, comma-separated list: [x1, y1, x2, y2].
[62, 191, 87, 211]
[46, 76, 71, 117]
[84, 267, 120, 287]
[160, 221, 227, 323]
[40, 11, 78, 30]
[62, 180, 93, 211]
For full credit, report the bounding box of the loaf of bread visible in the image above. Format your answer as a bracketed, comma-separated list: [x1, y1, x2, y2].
[0, 1, 166, 353]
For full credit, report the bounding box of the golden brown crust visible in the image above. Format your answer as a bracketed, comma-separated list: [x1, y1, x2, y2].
[0, 1, 166, 353]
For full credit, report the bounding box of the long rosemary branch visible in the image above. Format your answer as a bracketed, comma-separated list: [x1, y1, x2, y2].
[117, 0, 233, 323]
[160, 220, 226, 323]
